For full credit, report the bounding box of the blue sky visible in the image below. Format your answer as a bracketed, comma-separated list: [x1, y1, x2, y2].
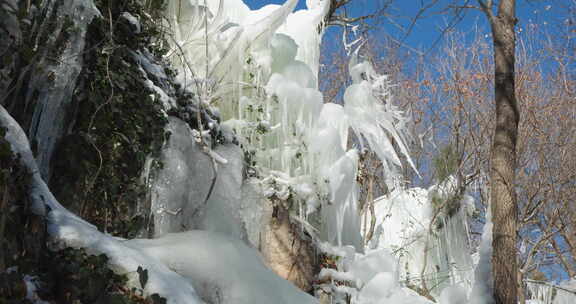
[244, 0, 568, 53]
[244, 0, 307, 10]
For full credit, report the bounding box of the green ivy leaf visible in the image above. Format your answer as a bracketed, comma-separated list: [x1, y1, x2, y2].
[137, 266, 148, 289]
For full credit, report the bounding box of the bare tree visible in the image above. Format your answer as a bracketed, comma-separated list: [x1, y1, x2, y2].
[477, 1, 520, 303]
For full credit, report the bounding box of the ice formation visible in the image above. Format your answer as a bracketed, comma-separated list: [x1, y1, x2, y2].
[313, 176, 479, 303]
[520, 278, 576, 304]
[27, 0, 100, 181]
[10, 0, 576, 303]
[110, 0, 469, 302]
[163, 0, 415, 253]
[370, 178, 475, 295]
[316, 243, 435, 304]
[147, 117, 248, 240]
[470, 201, 494, 304]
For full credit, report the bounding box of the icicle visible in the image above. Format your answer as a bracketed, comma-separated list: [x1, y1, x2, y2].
[344, 46, 418, 188]
[28, 0, 100, 181]
[470, 201, 494, 304]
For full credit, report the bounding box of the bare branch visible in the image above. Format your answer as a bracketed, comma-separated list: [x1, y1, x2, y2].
[477, 0, 494, 21]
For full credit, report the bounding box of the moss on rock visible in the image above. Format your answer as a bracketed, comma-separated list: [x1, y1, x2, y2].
[48, 0, 172, 238]
[45, 247, 166, 304]
[0, 126, 48, 303]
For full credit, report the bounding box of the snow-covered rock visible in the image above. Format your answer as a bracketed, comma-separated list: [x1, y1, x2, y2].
[126, 230, 318, 304]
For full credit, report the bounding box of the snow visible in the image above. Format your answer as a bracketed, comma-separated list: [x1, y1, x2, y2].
[120, 12, 141, 34]
[439, 285, 468, 304]
[1, 105, 38, 171]
[23, 275, 50, 304]
[49, 202, 314, 304]
[357, 273, 434, 304]
[133, 50, 178, 110]
[126, 231, 318, 304]
[50, 201, 320, 304]
[0, 105, 88, 222]
[553, 279, 576, 304]
[49, 209, 205, 304]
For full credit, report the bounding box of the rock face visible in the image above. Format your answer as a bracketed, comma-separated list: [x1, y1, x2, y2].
[260, 203, 318, 292]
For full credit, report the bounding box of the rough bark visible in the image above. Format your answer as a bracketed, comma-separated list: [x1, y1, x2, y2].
[481, 0, 520, 303]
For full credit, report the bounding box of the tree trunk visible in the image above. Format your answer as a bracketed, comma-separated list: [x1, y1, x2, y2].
[482, 0, 520, 303]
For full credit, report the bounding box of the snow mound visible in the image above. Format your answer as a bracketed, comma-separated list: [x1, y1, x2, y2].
[49, 210, 204, 304]
[126, 231, 318, 304]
